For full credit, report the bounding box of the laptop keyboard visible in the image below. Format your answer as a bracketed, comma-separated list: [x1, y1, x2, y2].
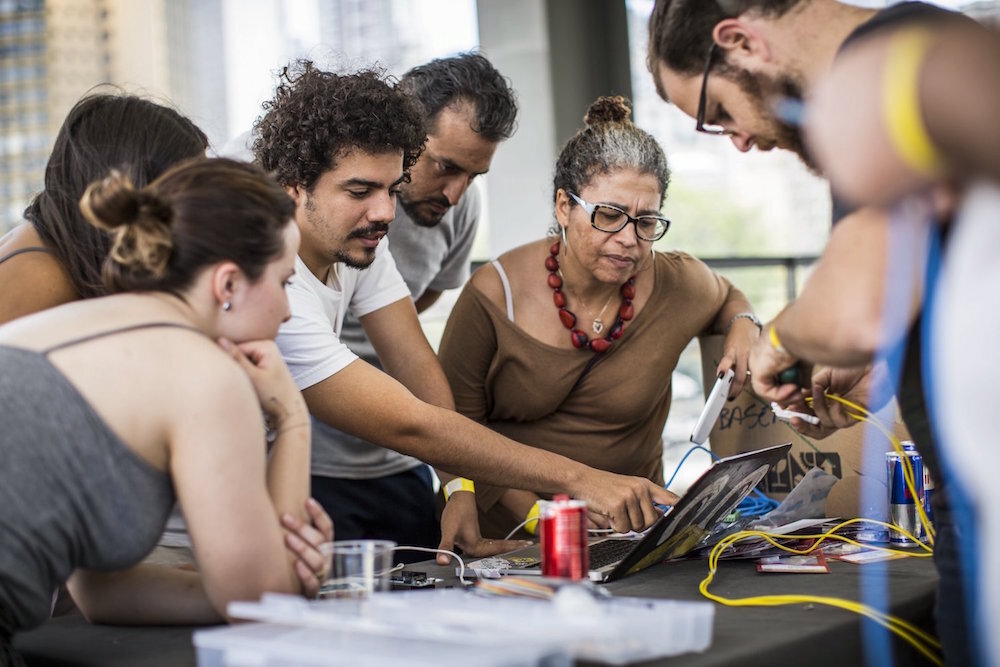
[588, 539, 636, 570]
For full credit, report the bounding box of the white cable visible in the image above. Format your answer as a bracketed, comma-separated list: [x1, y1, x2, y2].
[504, 518, 534, 540]
[391, 546, 468, 585]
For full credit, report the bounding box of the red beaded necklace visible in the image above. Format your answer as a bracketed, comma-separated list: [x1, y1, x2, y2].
[546, 240, 635, 353]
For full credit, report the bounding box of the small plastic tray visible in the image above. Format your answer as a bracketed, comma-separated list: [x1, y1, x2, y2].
[195, 588, 714, 666]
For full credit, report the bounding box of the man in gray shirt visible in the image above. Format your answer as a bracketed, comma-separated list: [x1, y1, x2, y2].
[315, 53, 517, 551]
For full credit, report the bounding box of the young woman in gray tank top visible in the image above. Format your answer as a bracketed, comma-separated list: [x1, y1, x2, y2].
[0, 158, 329, 661]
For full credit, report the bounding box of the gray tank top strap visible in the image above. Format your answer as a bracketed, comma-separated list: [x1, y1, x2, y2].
[0, 246, 54, 267]
[41, 322, 205, 356]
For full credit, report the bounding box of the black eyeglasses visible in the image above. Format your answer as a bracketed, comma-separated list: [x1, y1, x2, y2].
[568, 192, 670, 242]
[695, 43, 736, 136]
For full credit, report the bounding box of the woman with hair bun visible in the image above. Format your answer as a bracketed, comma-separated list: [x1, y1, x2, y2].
[437, 96, 760, 538]
[0, 92, 209, 325]
[0, 158, 326, 663]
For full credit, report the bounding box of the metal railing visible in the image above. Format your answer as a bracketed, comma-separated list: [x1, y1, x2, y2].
[701, 256, 819, 303]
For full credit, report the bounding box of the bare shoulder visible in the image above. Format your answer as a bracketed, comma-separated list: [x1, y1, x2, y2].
[469, 239, 550, 309]
[161, 334, 255, 403]
[468, 258, 504, 306]
[158, 335, 265, 456]
[84, 324, 259, 417]
[0, 228, 77, 325]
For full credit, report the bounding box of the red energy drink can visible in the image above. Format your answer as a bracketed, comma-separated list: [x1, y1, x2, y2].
[540, 495, 589, 579]
[886, 444, 925, 547]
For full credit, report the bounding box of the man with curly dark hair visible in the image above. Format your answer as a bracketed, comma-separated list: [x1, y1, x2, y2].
[253, 62, 426, 270]
[311, 54, 519, 557]
[247, 61, 675, 564]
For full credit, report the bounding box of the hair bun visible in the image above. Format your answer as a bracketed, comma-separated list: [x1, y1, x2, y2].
[137, 191, 173, 227]
[79, 170, 141, 231]
[80, 169, 174, 279]
[583, 96, 632, 127]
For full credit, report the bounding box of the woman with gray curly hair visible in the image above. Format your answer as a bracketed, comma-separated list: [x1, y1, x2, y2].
[438, 96, 760, 538]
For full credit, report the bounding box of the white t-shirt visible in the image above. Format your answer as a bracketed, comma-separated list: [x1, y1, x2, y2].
[338, 182, 480, 358]
[277, 242, 412, 478]
[313, 184, 482, 479]
[217, 129, 474, 479]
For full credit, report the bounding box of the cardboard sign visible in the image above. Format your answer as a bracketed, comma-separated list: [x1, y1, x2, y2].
[698, 336, 907, 519]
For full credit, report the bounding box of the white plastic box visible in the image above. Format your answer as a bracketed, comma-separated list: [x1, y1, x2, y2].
[195, 622, 566, 667]
[194, 589, 714, 666]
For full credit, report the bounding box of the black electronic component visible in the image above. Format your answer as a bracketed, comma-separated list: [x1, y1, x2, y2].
[777, 362, 811, 388]
[390, 570, 437, 589]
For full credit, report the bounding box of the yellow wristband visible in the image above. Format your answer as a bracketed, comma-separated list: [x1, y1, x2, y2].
[768, 325, 787, 354]
[523, 501, 541, 536]
[882, 28, 943, 177]
[443, 477, 475, 501]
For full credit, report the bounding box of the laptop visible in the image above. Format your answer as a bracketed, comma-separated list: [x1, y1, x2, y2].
[470, 443, 792, 583]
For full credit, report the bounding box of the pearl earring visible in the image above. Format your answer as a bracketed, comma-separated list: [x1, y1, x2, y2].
[222, 301, 232, 312]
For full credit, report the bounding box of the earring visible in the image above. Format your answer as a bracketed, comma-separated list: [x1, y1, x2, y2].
[560, 225, 567, 247]
[222, 301, 232, 312]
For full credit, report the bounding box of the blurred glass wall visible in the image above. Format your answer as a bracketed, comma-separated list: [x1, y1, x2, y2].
[0, 0, 478, 231]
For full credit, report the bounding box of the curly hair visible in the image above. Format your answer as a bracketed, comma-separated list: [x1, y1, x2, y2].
[398, 52, 517, 142]
[24, 92, 208, 299]
[252, 61, 426, 191]
[80, 158, 294, 296]
[553, 96, 670, 209]
[646, 0, 805, 93]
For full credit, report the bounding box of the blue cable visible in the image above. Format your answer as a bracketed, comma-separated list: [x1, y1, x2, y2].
[664, 444, 717, 490]
[737, 491, 780, 517]
[664, 444, 779, 518]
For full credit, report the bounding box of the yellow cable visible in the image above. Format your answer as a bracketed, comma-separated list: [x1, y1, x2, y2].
[700, 521, 943, 665]
[706, 393, 943, 661]
[703, 526, 939, 651]
[804, 393, 935, 543]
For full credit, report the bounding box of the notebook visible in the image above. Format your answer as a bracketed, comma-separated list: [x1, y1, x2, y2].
[469, 443, 792, 583]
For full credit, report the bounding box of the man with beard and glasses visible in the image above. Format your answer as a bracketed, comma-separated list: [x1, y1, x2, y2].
[248, 60, 675, 564]
[325, 54, 517, 557]
[647, 1, 976, 663]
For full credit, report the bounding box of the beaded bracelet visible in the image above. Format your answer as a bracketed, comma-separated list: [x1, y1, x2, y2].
[726, 311, 762, 334]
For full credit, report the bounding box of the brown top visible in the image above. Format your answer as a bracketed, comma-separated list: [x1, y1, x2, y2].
[438, 249, 741, 532]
